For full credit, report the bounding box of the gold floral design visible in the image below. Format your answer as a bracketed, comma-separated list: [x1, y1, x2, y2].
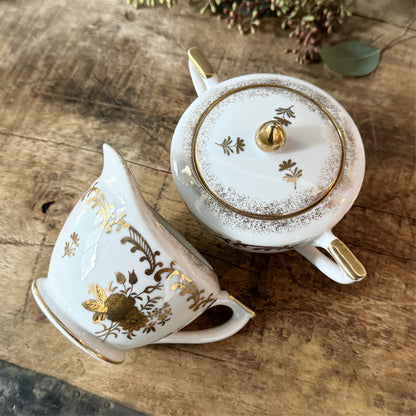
[82, 270, 170, 340]
[144, 303, 173, 333]
[216, 136, 246, 156]
[82, 184, 162, 278]
[120, 226, 163, 277]
[279, 159, 303, 189]
[274, 105, 296, 126]
[62, 232, 80, 258]
[81, 184, 129, 233]
[167, 270, 215, 311]
[79, 185, 215, 340]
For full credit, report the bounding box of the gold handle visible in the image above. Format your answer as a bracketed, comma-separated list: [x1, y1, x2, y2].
[255, 120, 286, 152]
[328, 239, 367, 281]
[188, 47, 215, 80]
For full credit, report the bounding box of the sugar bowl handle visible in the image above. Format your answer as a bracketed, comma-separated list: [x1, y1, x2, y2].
[188, 47, 219, 96]
[296, 231, 367, 284]
[155, 291, 255, 344]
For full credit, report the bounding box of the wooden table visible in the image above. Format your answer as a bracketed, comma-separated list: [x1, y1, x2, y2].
[1, 0, 415, 414]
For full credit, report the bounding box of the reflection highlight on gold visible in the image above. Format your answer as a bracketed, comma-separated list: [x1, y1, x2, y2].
[328, 239, 366, 281]
[255, 120, 286, 153]
[188, 47, 216, 79]
[228, 295, 256, 317]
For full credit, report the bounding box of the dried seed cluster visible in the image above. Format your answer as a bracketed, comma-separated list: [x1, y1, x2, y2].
[127, 0, 351, 63]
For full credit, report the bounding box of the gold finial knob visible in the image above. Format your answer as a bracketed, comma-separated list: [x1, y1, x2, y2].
[255, 121, 286, 152]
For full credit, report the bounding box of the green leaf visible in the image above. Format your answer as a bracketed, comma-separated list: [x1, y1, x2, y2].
[302, 15, 315, 22]
[340, 5, 352, 18]
[319, 41, 381, 77]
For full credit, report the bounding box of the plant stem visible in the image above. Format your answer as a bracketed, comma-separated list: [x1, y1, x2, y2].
[381, 16, 416, 53]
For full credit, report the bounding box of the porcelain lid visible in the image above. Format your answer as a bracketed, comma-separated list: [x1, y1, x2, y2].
[191, 83, 345, 219]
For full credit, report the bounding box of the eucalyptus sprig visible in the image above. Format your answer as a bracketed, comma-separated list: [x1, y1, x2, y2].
[319, 16, 416, 76]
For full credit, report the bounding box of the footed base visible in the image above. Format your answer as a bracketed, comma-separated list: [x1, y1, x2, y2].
[32, 278, 125, 365]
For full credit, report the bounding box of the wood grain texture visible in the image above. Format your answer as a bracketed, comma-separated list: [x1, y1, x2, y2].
[0, 0, 415, 415]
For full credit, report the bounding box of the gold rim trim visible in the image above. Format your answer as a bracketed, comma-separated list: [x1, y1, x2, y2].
[32, 278, 125, 365]
[191, 83, 346, 220]
[228, 295, 256, 317]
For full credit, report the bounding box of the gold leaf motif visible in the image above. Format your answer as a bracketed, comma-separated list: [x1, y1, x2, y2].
[105, 212, 129, 234]
[283, 175, 298, 184]
[82, 299, 107, 313]
[87, 282, 94, 294]
[82, 186, 118, 231]
[120, 225, 162, 278]
[278, 159, 303, 189]
[92, 199, 114, 229]
[62, 233, 79, 259]
[115, 272, 126, 284]
[275, 105, 296, 126]
[167, 270, 215, 311]
[104, 281, 116, 294]
[216, 136, 246, 156]
[93, 312, 106, 323]
[279, 159, 296, 171]
[128, 270, 138, 285]
[70, 232, 80, 247]
[93, 284, 107, 303]
[84, 187, 162, 280]
[170, 279, 197, 298]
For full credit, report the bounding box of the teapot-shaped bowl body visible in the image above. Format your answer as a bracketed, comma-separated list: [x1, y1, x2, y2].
[32, 145, 252, 364]
[171, 73, 365, 247]
[170, 48, 367, 284]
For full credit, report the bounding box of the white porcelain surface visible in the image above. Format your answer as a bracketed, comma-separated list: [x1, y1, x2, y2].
[192, 83, 344, 217]
[32, 144, 254, 364]
[170, 51, 366, 284]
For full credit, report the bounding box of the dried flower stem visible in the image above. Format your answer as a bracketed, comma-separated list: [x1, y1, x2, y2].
[381, 16, 416, 53]
[127, 0, 352, 63]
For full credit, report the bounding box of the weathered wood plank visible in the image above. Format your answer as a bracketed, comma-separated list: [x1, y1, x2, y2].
[349, 0, 415, 28]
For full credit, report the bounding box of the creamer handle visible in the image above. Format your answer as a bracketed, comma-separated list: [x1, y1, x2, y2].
[155, 291, 255, 344]
[295, 230, 367, 284]
[188, 47, 219, 96]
